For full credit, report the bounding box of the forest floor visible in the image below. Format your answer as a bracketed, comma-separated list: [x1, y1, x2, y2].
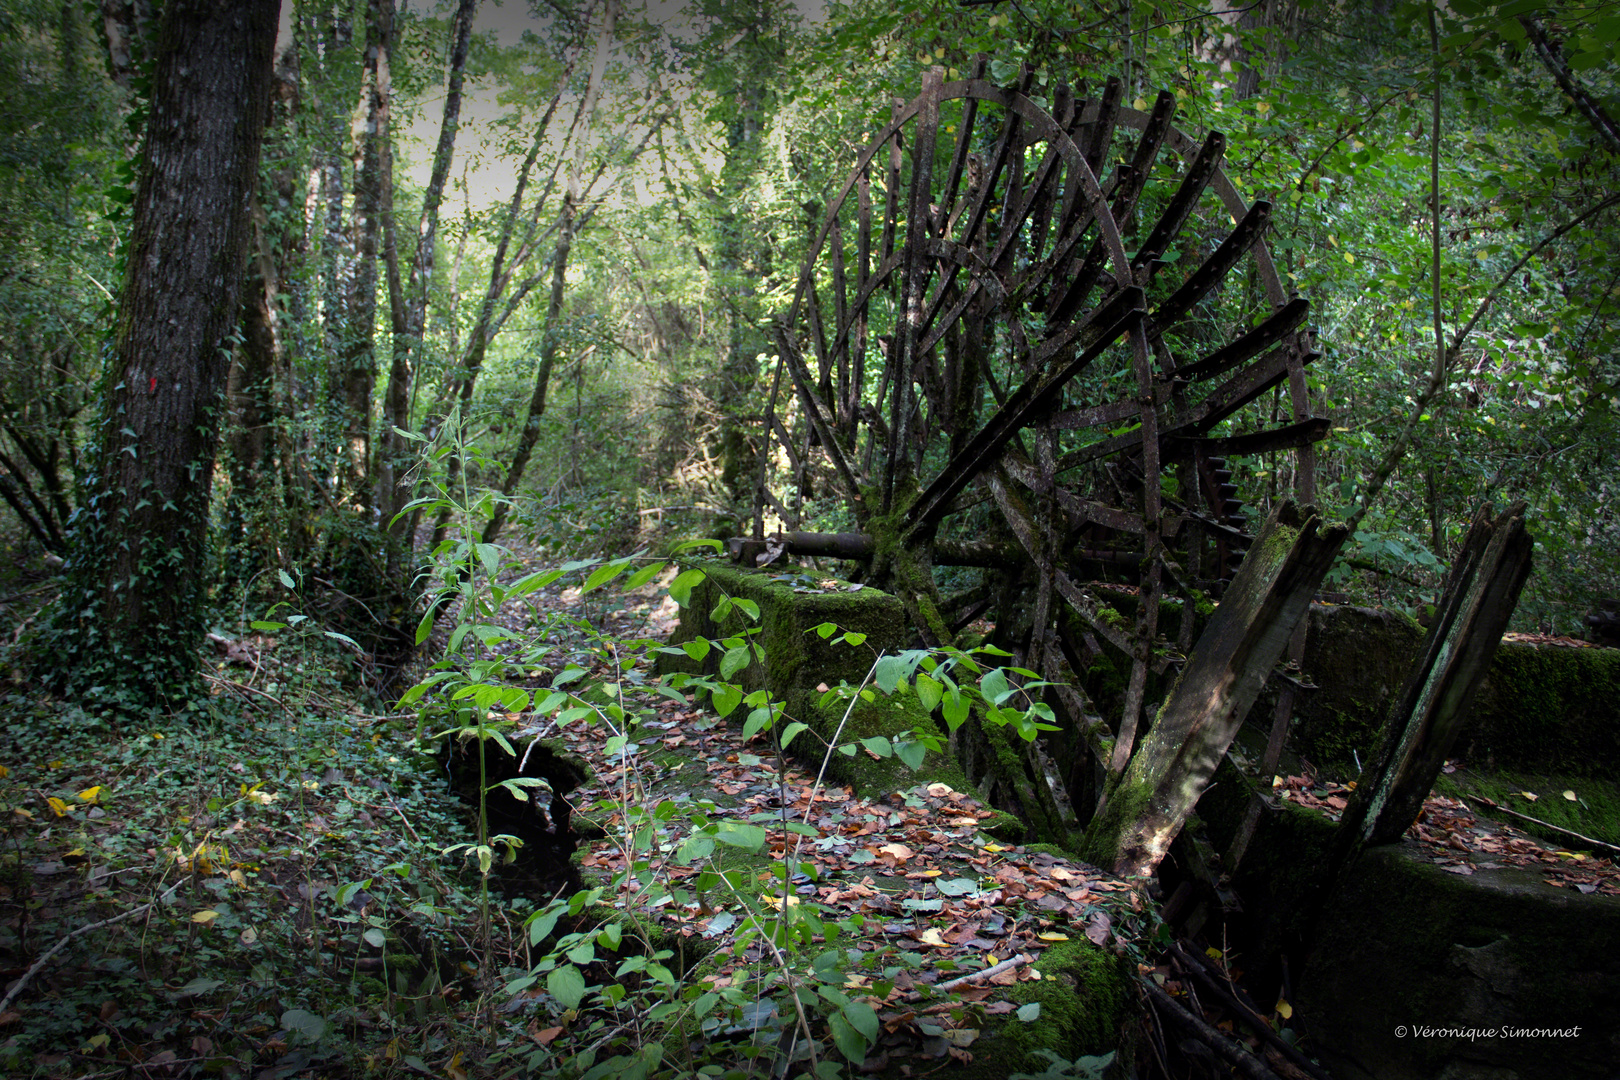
[0, 544, 1616, 1079]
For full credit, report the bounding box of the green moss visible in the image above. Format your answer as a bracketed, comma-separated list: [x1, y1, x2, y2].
[997, 940, 1132, 1064]
[1434, 767, 1620, 848]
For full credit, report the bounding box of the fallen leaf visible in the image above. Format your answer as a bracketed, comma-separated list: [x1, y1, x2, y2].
[1563, 790, 1578, 802]
[916, 928, 950, 948]
[46, 797, 71, 818]
[192, 909, 221, 924]
[1275, 998, 1293, 1020]
[1037, 932, 1069, 942]
[76, 786, 102, 804]
[1519, 791, 1538, 802]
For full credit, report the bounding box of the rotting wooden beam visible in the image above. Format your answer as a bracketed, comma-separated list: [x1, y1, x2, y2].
[1081, 501, 1348, 880]
[1335, 501, 1533, 853]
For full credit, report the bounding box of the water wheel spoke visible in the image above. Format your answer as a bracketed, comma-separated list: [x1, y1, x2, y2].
[1177, 297, 1309, 381]
[1131, 130, 1226, 275]
[757, 69, 1321, 827]
[1147, 200, 1273, 342]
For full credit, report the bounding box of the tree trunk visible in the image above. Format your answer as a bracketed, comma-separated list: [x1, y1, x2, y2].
[55, 0, 277, 707]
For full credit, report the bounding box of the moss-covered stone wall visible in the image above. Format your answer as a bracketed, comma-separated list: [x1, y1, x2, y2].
[1300, 843, 1620, 1080]
[1286, 604, 1620, 776]
[655, 561, 966, 796]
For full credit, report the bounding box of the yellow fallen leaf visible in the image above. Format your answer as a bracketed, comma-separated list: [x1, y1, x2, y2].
[191, 910, 220, 924]
[1206, 946, 1224, 962]
[759, 894, 800, 910]
[1276, 998, 1293, 1020]
[64, 847, 85, 859]
[46, 760, 63, 770]
[879, 842, 914, 861]
[77, 786, 102, 804]
[1563, 790, 1578, 801]
[46, 797, 71, 817]
[228, 869, 248, 887]
[1519, 791, 1538, 802]
[926, 783, 956, 797]
[0, 764, 9, 778]
[917, 928, 950, 948]
[1555, 850, 1586, 860]
[11, 807, 32, 819]
[982, 842, 1008, 852]
[917, 869, 942, 878]
[447, 1050, 468, 1080]
[1037, 932, 1070, 942]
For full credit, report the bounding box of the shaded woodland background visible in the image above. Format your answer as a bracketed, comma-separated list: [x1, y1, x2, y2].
[1, 0, 1617, 698]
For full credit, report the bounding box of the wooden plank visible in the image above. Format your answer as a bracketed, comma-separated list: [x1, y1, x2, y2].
[1338, 502, 1533, 849]
[1081, 501, 1349, 879]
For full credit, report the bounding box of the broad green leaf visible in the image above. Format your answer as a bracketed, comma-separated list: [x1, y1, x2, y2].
[681, 638, 711, 662]
[874, 655, 906, 694]
[779, 721, 810, 748]
[668, 569, 706, 607]
[980, 667, 1012, 704]
[942, 687, 970, 729]
[671, 538, 722, 553]
[677, 834, 715, 862]
[860, 736, 893, 758]
[250, 620, 287, 632]
[1017, 1002, 1041, 1021]
[583, 560, 630, 593]
[474, 543, 503, 578]
[622, 560, 667, 591]
[547, 965, 588, 1010]
[843, 1000, 880, 1041]
[828, 1011, 869, 1064]
[915, 672, 943, 711]
[526, 906, 562, 946]
[363, 927, 387, 948]
[720, 645, 752, 679]
[277, 569, 296, 590]
[894, 738, 927, 771]
[711, 682, 743, 717]
[733, 597, 761, 621]
[715, 821, 767, 852]
[281, 1008, 328, 1044]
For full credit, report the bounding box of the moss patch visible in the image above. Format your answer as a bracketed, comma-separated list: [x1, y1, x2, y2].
[1284, 606, 1620, 779]
[926, 940, 1133, 1078]
[1435, 767, 1620, 849]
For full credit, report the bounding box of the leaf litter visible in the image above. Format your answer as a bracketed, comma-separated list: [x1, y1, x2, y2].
[1270, 770, 1620, 894]
[490, 573, 1143, 1067]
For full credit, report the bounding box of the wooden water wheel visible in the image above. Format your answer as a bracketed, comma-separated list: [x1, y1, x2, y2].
[741, 65, 1327, 760]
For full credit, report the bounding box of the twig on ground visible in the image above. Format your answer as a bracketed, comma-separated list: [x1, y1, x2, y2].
[200, 670, 288, 710]
[1466, 796, 1620, 858]
[937, 952, 1029, 991]
[1, 881, 184, 1014]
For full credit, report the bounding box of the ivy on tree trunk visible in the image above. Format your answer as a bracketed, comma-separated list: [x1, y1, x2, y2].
[54, 0, 278, 708]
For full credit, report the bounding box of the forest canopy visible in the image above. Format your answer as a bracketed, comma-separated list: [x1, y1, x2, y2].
[0, 0, 1615, 688]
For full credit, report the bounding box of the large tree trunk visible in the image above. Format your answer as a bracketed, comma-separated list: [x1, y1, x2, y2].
[56, 0, 277, 706]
